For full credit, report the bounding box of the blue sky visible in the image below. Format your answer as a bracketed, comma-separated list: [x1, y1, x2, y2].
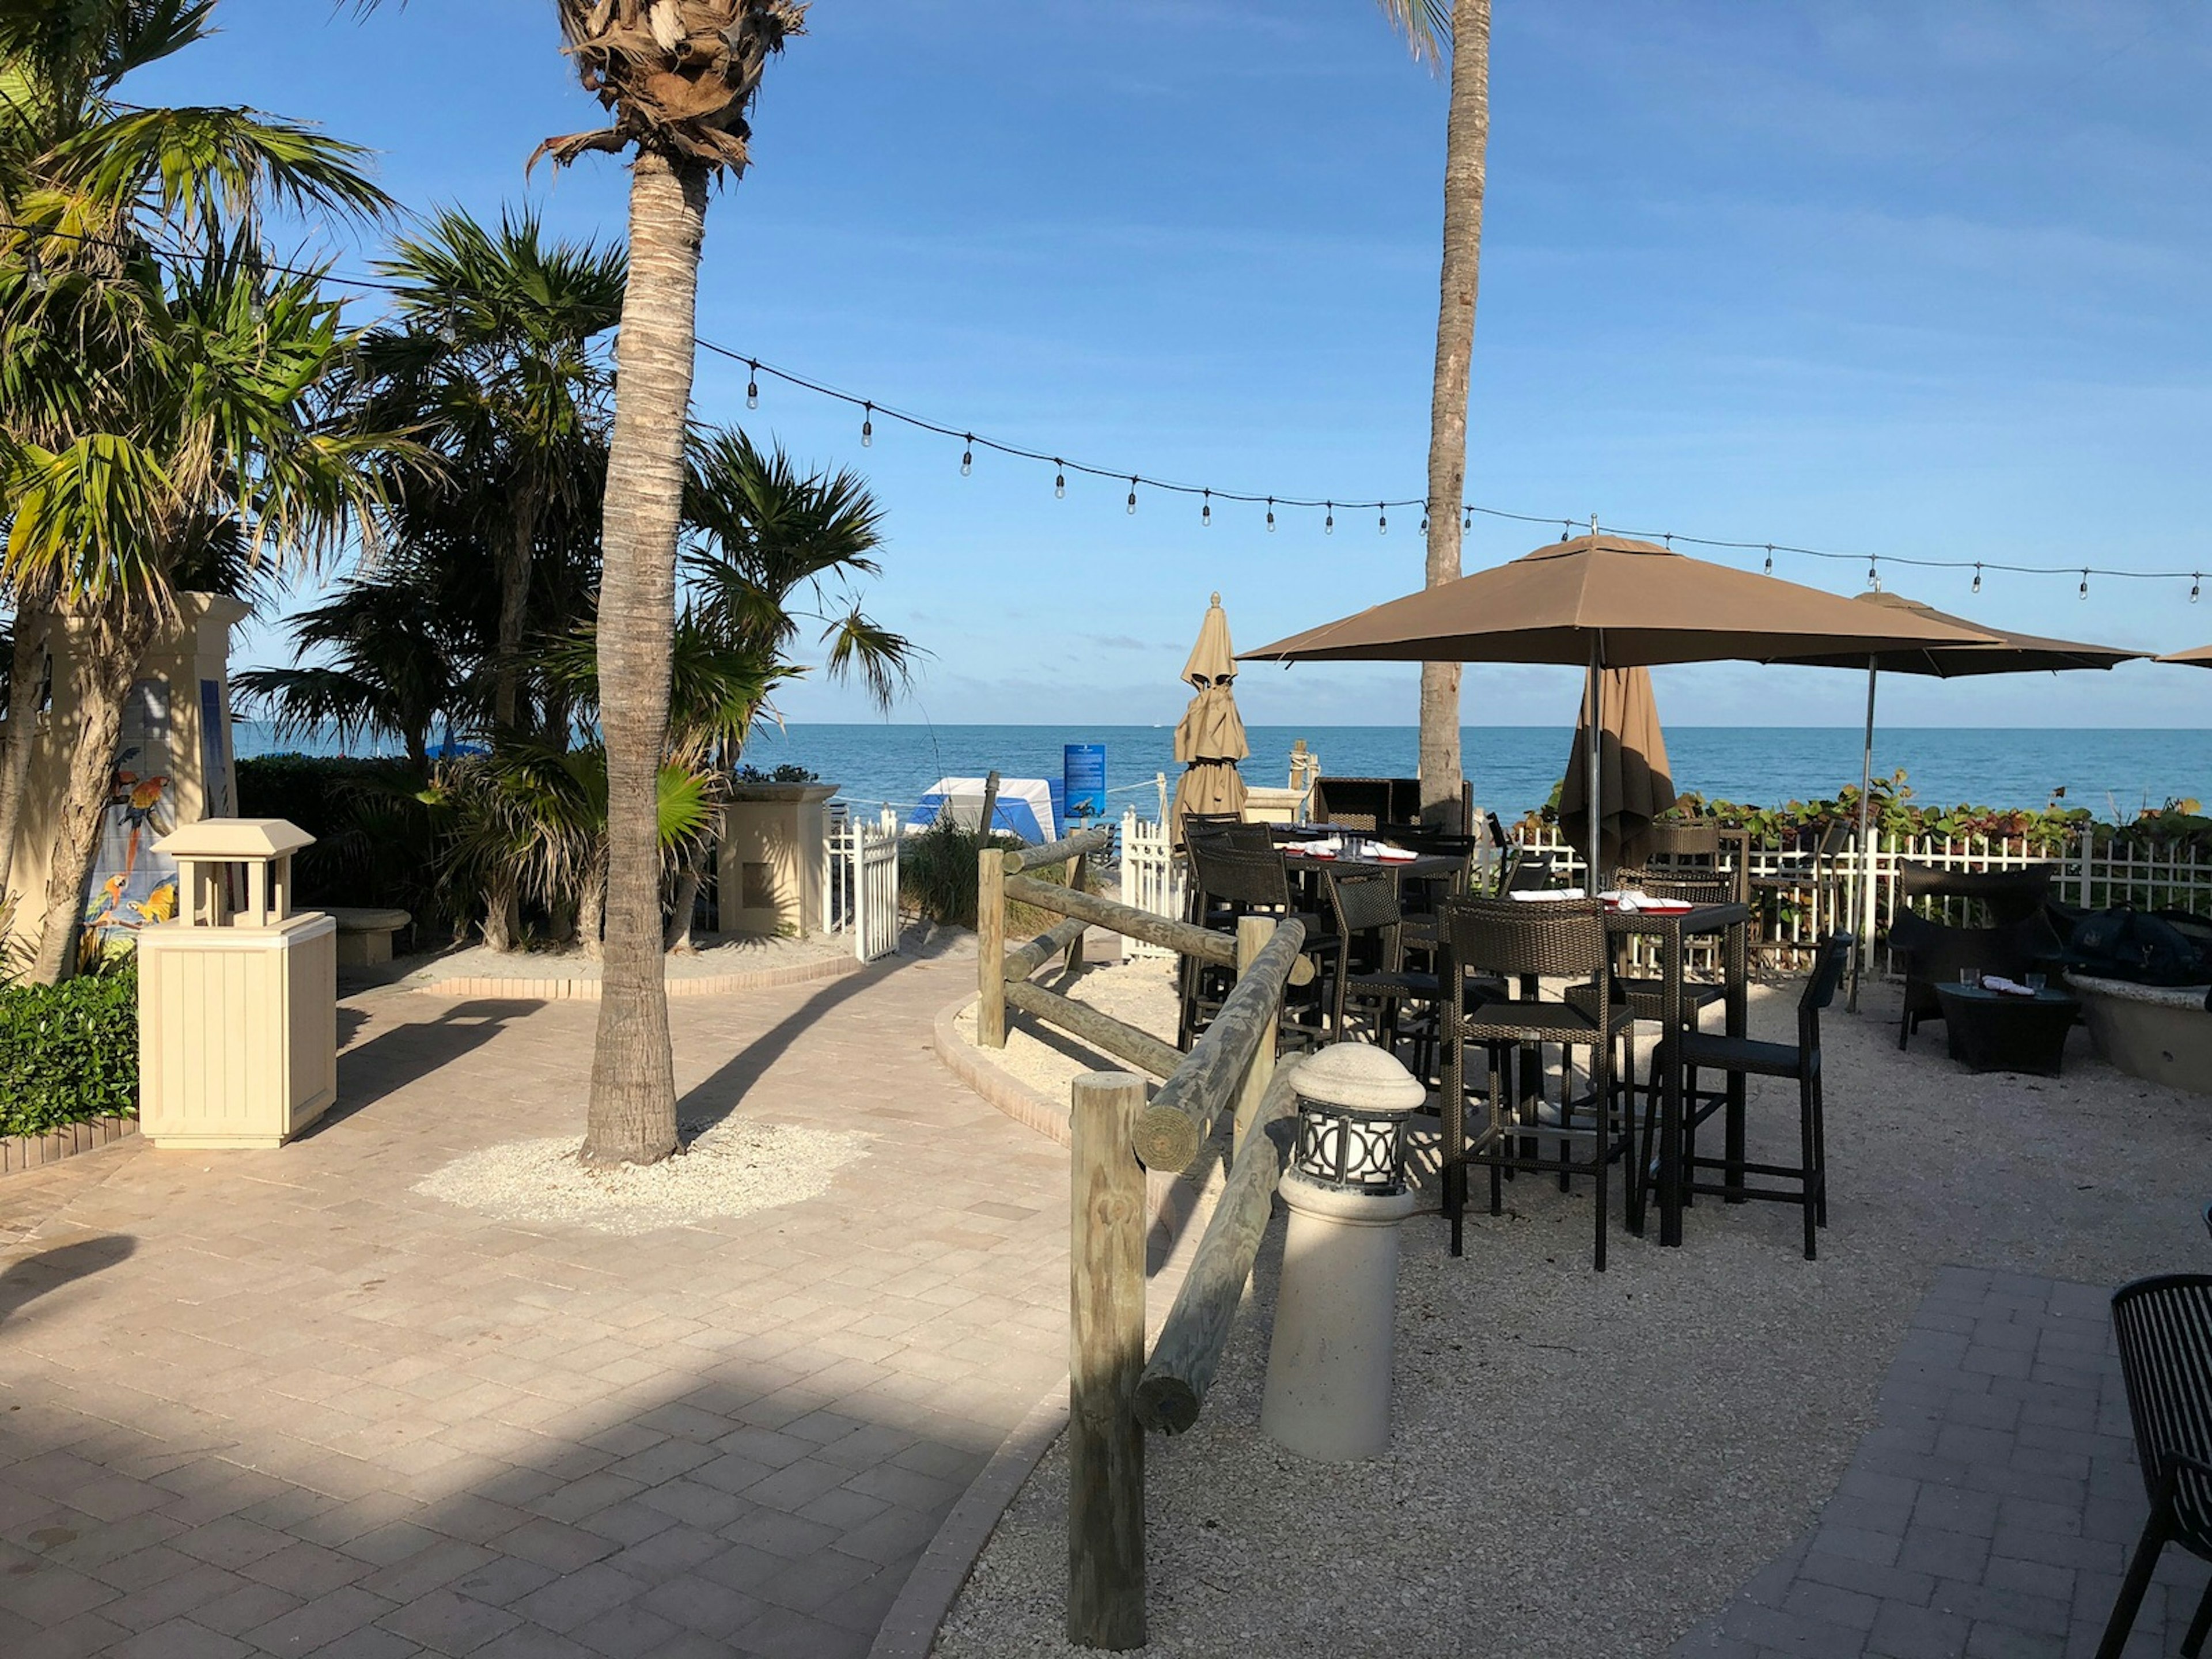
[135, 0, 2212, 730]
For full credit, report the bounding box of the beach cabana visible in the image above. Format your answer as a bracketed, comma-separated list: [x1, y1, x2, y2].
[1169, 593, 1249, 845]
[910, 777, 1061, 843]
[1241, 533, 1995, 891]
[1762, 591, 2142, 1005]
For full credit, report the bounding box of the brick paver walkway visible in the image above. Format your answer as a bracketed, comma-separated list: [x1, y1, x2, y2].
[0, 939, 1069, 1659]
[1675, 1267, 2211, 1659]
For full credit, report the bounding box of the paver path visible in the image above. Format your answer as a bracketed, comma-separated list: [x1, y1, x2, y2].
[1675, 1267, 2211, 1659]
[0, 937, 1070, 1659]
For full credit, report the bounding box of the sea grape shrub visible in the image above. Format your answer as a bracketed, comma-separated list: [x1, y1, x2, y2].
[0, 964, 138, 1137]
[732, 764, 819, 785]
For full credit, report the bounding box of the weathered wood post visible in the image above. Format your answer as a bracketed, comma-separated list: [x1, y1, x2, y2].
[1068, 1071, 1146, 1650]
[977, 845, 1006, 1048]
[1231, 916, 1278, 1160]
[1065, 843, 1089, 976]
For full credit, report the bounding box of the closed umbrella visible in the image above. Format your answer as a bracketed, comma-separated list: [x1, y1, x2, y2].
[1763, 590, 2143, 1006]
[1169, 593, 1249, 844]
[1559, 666, 1676, 876]
[1242, 531, 1995, 891]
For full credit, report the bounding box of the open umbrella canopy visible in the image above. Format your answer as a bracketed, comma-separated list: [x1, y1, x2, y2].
[1560, 666, 1676, 873]
[1171, 593, 1249, 842]
[2160, 644, 2212, 666]
[1760, 591, 2142, 676]
[1240, 535, 1999, 668]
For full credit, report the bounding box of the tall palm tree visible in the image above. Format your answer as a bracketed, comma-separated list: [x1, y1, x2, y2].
[538, 1, 808, 1167]
[0, 0, 395, 980]
[353, 208, 624, 737]
[1376, 0, 1490, 827]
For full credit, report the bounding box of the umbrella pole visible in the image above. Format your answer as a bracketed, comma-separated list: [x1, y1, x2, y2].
[1586, 633, 1604, 894]
[1849, 659, 1877, 1013]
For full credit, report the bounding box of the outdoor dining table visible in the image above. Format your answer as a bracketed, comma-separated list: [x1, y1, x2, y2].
[1603, 897, 1752, 1248]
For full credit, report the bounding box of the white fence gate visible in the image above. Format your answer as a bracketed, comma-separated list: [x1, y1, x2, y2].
[823, 806, 902, 962]
[1118, 810, 1185, 957]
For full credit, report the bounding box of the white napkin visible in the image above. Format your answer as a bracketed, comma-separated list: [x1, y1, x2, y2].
[1979, 975, 2037, 997]
[1509, 888, 1586, 902]
[1376, 846, 1418, 863]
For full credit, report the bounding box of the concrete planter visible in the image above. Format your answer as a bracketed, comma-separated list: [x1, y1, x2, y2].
[2066, 972, 2212, 1097]
[718, 783, 839, 938]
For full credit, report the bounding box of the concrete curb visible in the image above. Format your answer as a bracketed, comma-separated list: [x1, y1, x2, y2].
[396, 950, 863, 1002]
[866, 1375, 1072, 1659]
[928, 993, 1073, 1147]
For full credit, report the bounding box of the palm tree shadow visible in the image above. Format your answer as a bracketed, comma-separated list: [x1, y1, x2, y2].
[0, 1236, 135, 1331]
[677, 952, 925, 1138]
[315, 998, 547, 1132]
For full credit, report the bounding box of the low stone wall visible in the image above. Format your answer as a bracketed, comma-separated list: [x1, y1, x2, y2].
[1, 1113, 138, 1174]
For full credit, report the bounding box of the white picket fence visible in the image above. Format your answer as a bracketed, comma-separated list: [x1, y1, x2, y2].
[1111, 810, 2211, 976]
[823, 805, 902, 962]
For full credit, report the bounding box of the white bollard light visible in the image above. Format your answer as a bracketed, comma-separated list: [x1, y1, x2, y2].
[1260, 1041, 1426, 1462]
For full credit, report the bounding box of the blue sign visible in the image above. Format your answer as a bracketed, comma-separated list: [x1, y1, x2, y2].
[1064, 744, 1107, 820]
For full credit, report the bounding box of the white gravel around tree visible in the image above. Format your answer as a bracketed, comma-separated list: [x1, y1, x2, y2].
[414, 1118, 873, 1236]
[937, 975, 2212, 1658]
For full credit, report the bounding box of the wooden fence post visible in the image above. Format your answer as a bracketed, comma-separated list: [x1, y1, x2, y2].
[978, 846, 1006, 1048]
[1069, 1072, 1146, 1651]
[1065, 845, 1089, 976]
[1232, 916, 1278, 1161]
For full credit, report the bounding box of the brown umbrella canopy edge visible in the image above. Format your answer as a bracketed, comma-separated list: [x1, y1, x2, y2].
[1763, 591, 2142, 676]
[2160, 644, 2212, 666]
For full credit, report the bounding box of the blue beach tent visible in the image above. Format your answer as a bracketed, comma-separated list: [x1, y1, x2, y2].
[908, 777, 1062, 844]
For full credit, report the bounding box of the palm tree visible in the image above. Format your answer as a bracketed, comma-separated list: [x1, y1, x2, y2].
[353, 208, 624, 737]
[0, 0, 396, 980]
[536, 1, 808, 1167]
[1376, 0, 1490, 827]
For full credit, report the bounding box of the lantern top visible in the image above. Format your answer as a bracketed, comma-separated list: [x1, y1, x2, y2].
[154, 817, 315, 862]
[1297, 1043, 1425, 1115]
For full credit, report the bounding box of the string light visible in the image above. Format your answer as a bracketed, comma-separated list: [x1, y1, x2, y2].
[1266, 497, 1276, 533]
[1201, 488, 1211, 528]
[1054, 460, 1065, 499]
[1972, 563, 1982, 595]
[859, 403, 872, 447]
[692, 342, 2207, 600]
[2080, 569, 2090, 600]
[960, 435, 973, 476]
[1376, 502, 1387, 536]
[2195, 574, 2203, 604]
[1324, 501, 1334, 535]
[1868, 557, 1880, 590]
[1419, 510, 1429, 534]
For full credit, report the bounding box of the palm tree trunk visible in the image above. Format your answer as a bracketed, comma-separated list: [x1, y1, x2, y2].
[0, 597, 54, 906]
[31, 610, 157, 985]
[1416, 0, 1491, 829]
[492, 492, 538, 733]
[579, 854, 606, 962]
[580, 150, 706, 1168]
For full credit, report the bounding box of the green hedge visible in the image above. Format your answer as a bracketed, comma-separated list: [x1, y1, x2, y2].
[0, 965, 138, 1137]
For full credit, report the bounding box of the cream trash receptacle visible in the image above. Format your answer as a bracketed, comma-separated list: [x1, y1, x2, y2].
[137, 818, 336, 1149]
[1259, 1041, 1426, 1463]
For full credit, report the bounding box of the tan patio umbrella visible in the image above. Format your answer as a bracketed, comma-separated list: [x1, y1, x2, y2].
[1559, 666, 1676, 874]
[1169, 592, 1249, 844]
[2160, 644, 2212, 666]
[1242, 531, 1996, 889]
[1763, 590, 2143, 1006]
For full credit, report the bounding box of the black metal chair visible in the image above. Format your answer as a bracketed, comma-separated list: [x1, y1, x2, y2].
[1502, 847, 1560, 894]
[1320, 866, 1441, 1077]
[1440, 897, 1636, 1271]
[2097, 1273, 2212, 1659]
[1180, 838, 1333, 1049]
[1611, 869, 1732, 1132]
[1639, 931, 1850, 1259]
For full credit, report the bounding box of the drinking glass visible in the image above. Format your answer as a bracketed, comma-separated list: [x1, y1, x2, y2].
[2026, 972, 2048, 994]
[1959, 968, 1979, 988]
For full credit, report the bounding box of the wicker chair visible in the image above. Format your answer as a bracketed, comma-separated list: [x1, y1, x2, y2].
[1311, 776, 1421, 833]
[1320, 866, 1441, 1077]
[1640, 819, 1723, 875]
[1439, 897, 1636, 1271]
[1639, 932, 1850, 1259]
[1887, 861, 2063, 1050]
[2097, 1274, 2212, 1658]
[1179, 839, 1333, 1049]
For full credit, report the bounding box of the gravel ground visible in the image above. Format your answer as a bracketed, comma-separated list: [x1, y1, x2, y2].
[936, 977, 2211, 1658]
[414, 1116, 873, 1236]
[387, 930, 848, 988]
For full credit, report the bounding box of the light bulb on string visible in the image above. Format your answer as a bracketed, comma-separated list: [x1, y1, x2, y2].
[2080, 570, 2089, 600]
[1126, 477, 1138, 515]
[1053, 460, 1065, 499]
[746, 361, 759, 409]
[1324, 502, 1334, 535]
[1867, 558, 1880, 591]
[1419, 510, 1429, 534]
[1560, 521, 1572, 542]
[1266, 497, 1276, 533]
[1201, 490, 1211, 528]
[1763, 544, 1773, 575]
[960, 435, 973, 476]
[1971, 564, 1982, 596]
[859, 403, 873, 447]
[2194, 574, 2202, 604]
[1377, 503, 1387, 536]
[1463, 507, 1471, 532]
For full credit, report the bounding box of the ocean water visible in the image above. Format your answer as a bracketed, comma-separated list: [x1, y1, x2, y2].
[233, 721, 2211, 827]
